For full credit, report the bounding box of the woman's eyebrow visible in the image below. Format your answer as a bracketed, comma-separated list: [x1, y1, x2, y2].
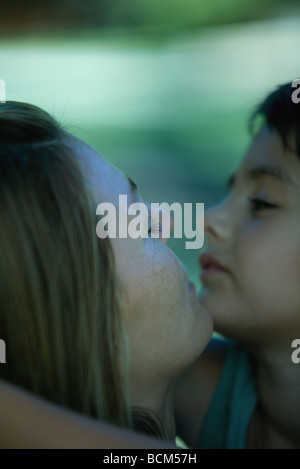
[125, 174, 139, 203]
[127, 176, 138, 194]
[227, 173, 235, 190]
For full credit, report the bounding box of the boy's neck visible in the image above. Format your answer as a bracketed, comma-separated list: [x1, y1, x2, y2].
[247, 345, 300, 448]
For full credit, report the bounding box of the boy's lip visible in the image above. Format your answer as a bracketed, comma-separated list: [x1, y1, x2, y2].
[199, 253, 228, 277]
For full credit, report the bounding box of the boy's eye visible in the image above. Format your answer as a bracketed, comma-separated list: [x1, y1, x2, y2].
[249, 197, 277, 212]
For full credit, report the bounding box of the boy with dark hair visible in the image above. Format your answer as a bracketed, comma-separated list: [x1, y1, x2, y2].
[175, 81, 300, 449]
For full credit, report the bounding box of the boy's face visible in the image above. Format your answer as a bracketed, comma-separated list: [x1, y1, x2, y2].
[199, 125, 300, 347]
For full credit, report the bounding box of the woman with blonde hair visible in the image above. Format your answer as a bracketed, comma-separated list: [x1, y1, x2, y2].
[0, 101, 212, 447]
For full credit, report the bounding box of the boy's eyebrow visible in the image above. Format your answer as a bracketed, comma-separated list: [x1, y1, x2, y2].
[228, 165, 298, 189]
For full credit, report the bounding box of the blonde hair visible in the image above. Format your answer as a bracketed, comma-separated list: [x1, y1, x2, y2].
[0, 101, 131, 427]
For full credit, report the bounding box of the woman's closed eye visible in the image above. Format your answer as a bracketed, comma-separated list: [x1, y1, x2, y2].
[249, 197, 278, 213]
[148, 215, 162, 237]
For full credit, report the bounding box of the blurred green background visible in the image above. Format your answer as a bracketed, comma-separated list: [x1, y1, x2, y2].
[1, 0, 300, 287]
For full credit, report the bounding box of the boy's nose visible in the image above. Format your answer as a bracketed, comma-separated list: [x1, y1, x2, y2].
[204, 200, 232, 243]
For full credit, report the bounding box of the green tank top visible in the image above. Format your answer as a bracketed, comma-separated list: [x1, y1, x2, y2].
[198, 340, 257, 449]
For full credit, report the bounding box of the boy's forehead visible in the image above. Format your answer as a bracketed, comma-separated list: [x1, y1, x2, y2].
[232, 126, 300, 189]
[241, 126, 294, 169]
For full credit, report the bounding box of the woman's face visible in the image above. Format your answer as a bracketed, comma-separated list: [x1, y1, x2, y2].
[71, 136, 213, 396]
[199, 126, 300, 347]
